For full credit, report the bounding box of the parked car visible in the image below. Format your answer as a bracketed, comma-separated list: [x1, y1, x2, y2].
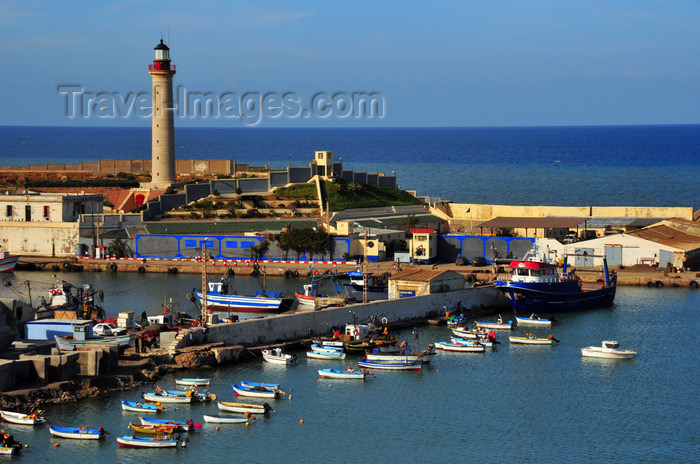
[469, 256, 488, 266]
[93, 322, 127, 337]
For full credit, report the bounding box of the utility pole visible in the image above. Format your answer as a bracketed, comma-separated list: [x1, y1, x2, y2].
[363, 228, 369, 303]
[201, 243, 207, 324]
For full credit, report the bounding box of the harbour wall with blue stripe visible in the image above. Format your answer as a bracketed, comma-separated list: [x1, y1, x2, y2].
[135, 234, 351, 261]
[438, 235, 535, 262]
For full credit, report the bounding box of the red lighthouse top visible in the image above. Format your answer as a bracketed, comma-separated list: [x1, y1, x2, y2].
[149, 39, 175, 72]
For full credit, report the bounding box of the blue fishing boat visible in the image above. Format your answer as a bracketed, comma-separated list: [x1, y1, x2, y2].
[496, 254, 616, 313]
[49, 426, 105, 440]
[193, 278, 294, 313]
[121, 401, 163, 413]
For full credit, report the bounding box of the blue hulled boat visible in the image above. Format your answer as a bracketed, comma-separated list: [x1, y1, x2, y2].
[496, 254, 616, 313]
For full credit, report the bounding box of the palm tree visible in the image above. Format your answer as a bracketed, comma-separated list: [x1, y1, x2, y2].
[108, 238, 129, 258]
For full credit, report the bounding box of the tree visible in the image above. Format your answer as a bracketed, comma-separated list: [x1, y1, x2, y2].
[250, 239, 270, 260]
[108, 238, 129, 258]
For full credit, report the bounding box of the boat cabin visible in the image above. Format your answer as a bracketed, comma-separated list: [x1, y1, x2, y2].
[344, 324, 370, 340]
[509, 261, 560, 284]
[208, 279, 232, 296]
[602, 340, 620, 350]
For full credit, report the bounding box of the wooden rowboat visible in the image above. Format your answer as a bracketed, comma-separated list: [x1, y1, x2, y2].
[175, 378, 210, 387]
[142, 392, 193, 404]
[49, 426, 105, 440]
[139, 417, 196, 432]
[202, 414, 252, 424]
[0, 446, 19, 455]
[307, 350, 347, 360]
[232, 384, 281, 399]
[475, 320, 513, 330]
[130, 423, 178, 434]
[261, 349, 298, 365]
[116, 435, 180, 448]
[515, 314, 553, 326]
[435, 341, 485, 352]
[318, 368, 366, 380]
[217, 402, 273, 415]
[121, 401, 163, 413]
[0, 410, 45, 425]
[509, 335, 555, 345]
[357, 359, 422, 370]
[240, 381, 280, 389]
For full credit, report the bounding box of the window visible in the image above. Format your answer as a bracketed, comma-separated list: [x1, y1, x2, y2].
[43, 206, 50, 219]
[5, 205, 11, 217]
[25, 205, 31, 221]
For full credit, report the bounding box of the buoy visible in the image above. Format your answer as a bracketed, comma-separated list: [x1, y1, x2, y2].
[175, 407, 179, 411]
[216, 427, 220, 431]
[245, 422, 249, 427]
[316, 380, 320, 383]
[299, 419, 304, 424]
[125, 360, 130, 364]
[328, 384, 332, 388]
[54, 443, 60, 447]
[436, 369, 440, 372]
[24, 444, 28, 448]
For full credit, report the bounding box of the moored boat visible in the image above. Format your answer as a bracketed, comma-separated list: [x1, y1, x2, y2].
[116, 435, 180, 448]
[54, 333, 133, 352]
[451, 336, 494, 348]
[435, 341, 485, 352]
[240, 381, 280, 389]
[217, 401, 273, 415]
[341, 271, 389, 301]
[451, 327, 489, 339]
[475, 318, 513, 330]
[162, 389, 215, 402]
[307, 350, 347, 360]
[193, 277, 294, 313]
[175, 378, 210, 387]
[509, 334, 557, 345]
[202, 414, 252, 424]
[0, 252, 19, 272]
[496, 250, 617, 313]
[0, 446, 19, 455]
[121, 401, 163, 413]
[365, 346, 436, 364]
[261, 348, 298, 365]
[49, 426, 105, 440]
[232, 384, 282, 399]
[310, 344, 344, 353]
[142, 392, 193, 404]
[515, 314, 553, 326]
[344, 335, 399, 353]
[318, 368, 367, 380]
[129, 423, 178, 434]
[139, 417, 197, 432]
[0, 410, 45, 425]
[581, 341, 637, 359]
[357, 359, 422, 370]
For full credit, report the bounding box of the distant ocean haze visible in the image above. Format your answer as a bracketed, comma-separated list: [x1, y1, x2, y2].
[0, 125, 697, 208]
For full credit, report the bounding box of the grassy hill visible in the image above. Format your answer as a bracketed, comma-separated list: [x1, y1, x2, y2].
[274, 180, 424, 211]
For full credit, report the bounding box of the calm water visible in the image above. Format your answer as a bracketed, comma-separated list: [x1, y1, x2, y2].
[0, 125, 698, 208]
[1, 272, 698, 463]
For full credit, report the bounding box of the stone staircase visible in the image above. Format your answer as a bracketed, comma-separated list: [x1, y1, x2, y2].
[167, 327, 196, 356]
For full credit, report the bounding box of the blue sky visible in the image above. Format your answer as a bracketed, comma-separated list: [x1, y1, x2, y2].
[1, 0, 698, 127]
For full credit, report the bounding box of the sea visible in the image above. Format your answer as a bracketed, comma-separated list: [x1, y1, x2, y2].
[0, 125, 699, 462]
[0, 125, 698, 208]
[0, 270, 698, 463]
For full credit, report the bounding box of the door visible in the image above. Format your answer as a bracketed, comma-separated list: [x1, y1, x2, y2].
[605, 245, 622, 266]
[658, 250, 673, 268]
[575, 248, 594, 267]
[25, 205, 31, 221]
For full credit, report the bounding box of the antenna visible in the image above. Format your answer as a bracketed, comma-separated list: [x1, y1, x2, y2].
[167, 23, 170, 46]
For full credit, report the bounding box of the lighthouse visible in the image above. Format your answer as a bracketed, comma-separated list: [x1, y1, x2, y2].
[146, 39, 176, 188]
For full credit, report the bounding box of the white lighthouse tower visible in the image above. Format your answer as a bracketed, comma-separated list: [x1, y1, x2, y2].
[145, 39, 176, 188]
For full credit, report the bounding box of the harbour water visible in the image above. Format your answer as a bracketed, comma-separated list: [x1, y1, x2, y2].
[1, 272, 698, 463]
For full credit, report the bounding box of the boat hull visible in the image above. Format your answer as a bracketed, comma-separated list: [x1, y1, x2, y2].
[49, 426, 104, 439]
[142, 393, 193, 404]
[139, 417, 193, 432]
[0, 446, 18, 455]
[318, 369, 366, 380]
[357, 359, 422, 370]
[509, 336, 553, 345]
[498, 281, 617, 313]
[129, 424, 177, 434]
[307, 350, 346, 360]
[121, 401, 162, 413]
[0, 255, 19, 272]
[54, 334, 133, 352]
[233, 384, 279, 399]
[202, 415, 250, 424]
[262, 350, 297, 365]
[217, 402, 272, 414]
[515, 316, 552, 326]
[117, 436, 178, 448]
[175, 378, 210, 387]
[194, 289, 294, 313]
[435, 342, 485, 352]
[0, 410, 45, 425]
[581, 348, 636, 359]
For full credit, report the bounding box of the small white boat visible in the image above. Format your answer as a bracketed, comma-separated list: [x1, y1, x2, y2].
[451, 336, 493, 348]
[142, 392, 193, 404]
[0, 410, 45, 425]
[509, 335, 556, 345]
[0, 446, 19, 455]
[435, 341, 485, 352]
[364, 349, 436, 364]
[318, 368, 367, 380]
[515, 314, 553, 326]
[307, 350, 347, 360]
[202, 414, 252, 424]
[49, 426, 105, 440]
[217, 401, 273, 415]
[233, 384, 281, 399]
[175, 378, 210, 387]
[451, 327, 489, 339]
[475, 320, 513, 330]
[240, 381, 280, 389]
[310, 344, 344, 353]
[357, 359, 422, 370]
[262, 349, 298, 365]
[581, 341, 637, 359]
[116, 435, 180, 448]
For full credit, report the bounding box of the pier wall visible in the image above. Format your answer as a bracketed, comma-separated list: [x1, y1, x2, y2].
[172, 286, 505, 350]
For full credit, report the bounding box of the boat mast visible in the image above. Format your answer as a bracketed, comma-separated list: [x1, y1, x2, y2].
[363, 228, 368, 303]
[201, 243, 207, 324]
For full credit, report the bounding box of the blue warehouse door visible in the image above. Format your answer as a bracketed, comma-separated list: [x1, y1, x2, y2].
[604, 246, 622, 266]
